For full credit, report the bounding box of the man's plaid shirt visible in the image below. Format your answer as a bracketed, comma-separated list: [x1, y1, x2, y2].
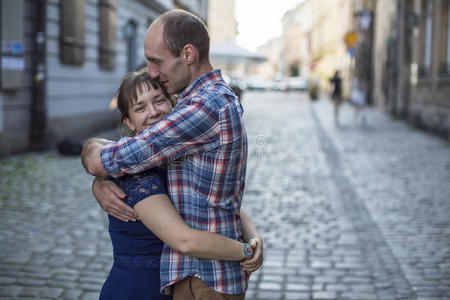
[100, 69, 248, 295]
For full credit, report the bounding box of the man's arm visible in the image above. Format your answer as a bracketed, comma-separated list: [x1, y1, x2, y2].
[101, 99, 221, 178]
[82, 138, 138, 221]
[81, 138, 112, 177]
[92, 177, 138, 222]
[240, 208, 263, 273]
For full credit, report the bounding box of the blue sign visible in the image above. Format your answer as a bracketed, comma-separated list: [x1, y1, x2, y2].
[12, 42, 24, 55]
[347, 47, 356, 57]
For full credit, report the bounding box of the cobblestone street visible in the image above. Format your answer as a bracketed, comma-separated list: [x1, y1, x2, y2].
[1, 91, 449, 300]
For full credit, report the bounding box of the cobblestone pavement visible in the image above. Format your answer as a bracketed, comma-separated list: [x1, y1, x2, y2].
[0, 91, 449, 300]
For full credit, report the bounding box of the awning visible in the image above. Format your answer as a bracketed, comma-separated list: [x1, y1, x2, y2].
[210, 40, 266, 64]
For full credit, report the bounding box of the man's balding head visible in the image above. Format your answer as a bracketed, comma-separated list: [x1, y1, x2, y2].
[152, 9, 210, 63]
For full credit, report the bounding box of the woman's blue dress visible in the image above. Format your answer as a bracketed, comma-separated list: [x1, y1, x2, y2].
[99, 168, 172, 300]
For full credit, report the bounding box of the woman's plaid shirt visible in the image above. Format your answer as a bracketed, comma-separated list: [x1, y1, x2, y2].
[100, 70, 249, 295]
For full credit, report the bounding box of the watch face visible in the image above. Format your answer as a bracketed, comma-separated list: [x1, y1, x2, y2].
[244, 244, 253, 257]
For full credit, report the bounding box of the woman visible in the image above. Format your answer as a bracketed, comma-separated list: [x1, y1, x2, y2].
[330, 70, 343, 124]
[99, 68, 261, 300]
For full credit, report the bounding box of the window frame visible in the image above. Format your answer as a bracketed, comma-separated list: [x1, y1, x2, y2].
[60, 0, 86, 65]
[98, 0, 117, 70]
[418, 0, 433, 78]
[439, 0, 450, 75]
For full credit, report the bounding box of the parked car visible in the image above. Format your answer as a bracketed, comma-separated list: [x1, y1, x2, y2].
[286, 76, 308, 91]
[271, 79, 288, 91]
[244, 76, 271, 91]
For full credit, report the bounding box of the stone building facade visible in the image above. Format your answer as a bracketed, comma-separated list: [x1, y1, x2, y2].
[272, 0, 353, 92]
[372, 0, 450, 139]
[0, 0, 207, 156]
[207, 0, 236, 46]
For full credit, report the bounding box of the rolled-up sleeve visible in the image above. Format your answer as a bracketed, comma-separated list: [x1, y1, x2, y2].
[100, 98, 220, 178]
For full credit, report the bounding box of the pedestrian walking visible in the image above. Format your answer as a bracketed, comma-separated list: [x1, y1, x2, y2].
[349, 78, 367, 126]
[329, 70, 343, 124]
[81, 9, 263, 300]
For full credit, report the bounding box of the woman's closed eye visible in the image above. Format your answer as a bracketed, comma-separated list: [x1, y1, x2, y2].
[155, 98, 167, 104]
[135, 106, 145, 112]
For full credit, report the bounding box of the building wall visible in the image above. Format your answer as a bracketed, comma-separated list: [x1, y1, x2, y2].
[207, 0, 258, 79]
[372, 0, 397, 109]
[408, 0, 450, 138]
[44, 0, 168, 144]
[309, 0, 352, 91]
[371, 0, 450, 139]
[297, 0, 313, 80]
[0, 0, 209, 156]
[257, 0, 352, 86]
[0, 95, 3, 132]
[257, 37, 282, 79]
[175, 0, 208, 21]
[207, 0, 236, 45]
[0, 0, 35, 156]
[281, 6, 303, 78]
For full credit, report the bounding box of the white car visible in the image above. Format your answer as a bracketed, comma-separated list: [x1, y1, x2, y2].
[244, 76, 271, 91]
[287, 77, 308, 91]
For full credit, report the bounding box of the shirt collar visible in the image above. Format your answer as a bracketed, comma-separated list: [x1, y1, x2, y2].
[178, 69, 223, 100]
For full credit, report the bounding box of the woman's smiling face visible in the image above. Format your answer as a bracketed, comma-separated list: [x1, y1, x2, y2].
[123, 84, 172, 134]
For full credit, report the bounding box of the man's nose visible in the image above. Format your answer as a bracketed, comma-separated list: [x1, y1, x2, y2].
[147, 63, 159, 79]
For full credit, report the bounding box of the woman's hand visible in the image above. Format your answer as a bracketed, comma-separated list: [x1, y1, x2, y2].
[240, 237, 263, 274]
[92, 177, 138, 222]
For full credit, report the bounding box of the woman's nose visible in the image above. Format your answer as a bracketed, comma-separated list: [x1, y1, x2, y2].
[147, 105, 159, 117]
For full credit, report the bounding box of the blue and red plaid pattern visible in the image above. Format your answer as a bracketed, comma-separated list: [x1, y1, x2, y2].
[101, 69, 248, 295]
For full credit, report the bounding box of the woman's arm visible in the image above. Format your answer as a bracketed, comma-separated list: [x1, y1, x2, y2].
[241, 208, 261, 242]
[240, 208, 263, 272]
[134, 194, 249, 261]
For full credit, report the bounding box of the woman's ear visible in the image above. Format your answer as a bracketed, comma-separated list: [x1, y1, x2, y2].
[122, 116, 135, 132]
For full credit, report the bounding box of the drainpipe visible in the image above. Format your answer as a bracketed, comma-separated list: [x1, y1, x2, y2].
[402, 0, 415, 120]
[30, 0, 47, 150]
[396, 0, 404, 118]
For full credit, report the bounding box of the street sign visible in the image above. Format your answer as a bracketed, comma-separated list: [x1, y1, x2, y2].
[347, 47, 356, 57]
[344, 32, 358, 48]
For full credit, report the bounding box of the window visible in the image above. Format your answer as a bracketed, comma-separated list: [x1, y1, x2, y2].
[60, 0, 85, 65]
[125, 20, 137, 71]
[439, 0, 450, 74]
[99, 0, 117, 70]
[423, 0, 433, 76]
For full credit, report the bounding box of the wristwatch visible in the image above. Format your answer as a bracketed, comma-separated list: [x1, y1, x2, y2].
[243, 243, 253, 259]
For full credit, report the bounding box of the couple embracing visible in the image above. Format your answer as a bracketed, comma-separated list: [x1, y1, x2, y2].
[82, 9, 263, 300]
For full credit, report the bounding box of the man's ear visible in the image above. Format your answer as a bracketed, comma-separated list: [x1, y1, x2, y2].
[182, 44, 197, 64]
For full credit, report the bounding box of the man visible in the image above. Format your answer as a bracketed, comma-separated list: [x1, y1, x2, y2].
[82, 9, 262, 299]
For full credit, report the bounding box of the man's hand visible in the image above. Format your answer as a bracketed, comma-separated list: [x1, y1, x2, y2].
[93, 177, 138, 222]
[81, 138, 111, 177]
[241, 237, 263, 274]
